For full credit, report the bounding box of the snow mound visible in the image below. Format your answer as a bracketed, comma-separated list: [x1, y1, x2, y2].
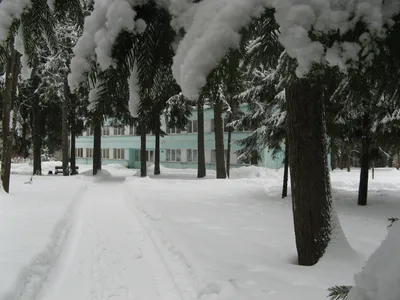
[80, 169, 112, 179]
[348, 221, 400, 300]
[104, 163, 128, 170]
[230, 166, 270, 179]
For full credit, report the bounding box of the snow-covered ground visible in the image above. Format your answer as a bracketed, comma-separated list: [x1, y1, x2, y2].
[1, 163, 399, 300]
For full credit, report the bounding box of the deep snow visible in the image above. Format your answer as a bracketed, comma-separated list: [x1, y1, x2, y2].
[1, 163, 399, 300]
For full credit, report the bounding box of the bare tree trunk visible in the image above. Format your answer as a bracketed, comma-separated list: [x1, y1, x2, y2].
[154, 125, 160, 175]
[282, 140, 289, 199]
[226, 112, 232, 178]
[32, 98, 42, 175]
[92, 120, 102, 176]
[1, 48, 20, 192]
[358, 114, 370, 206]
[197, 100, 206, 178]
[70, 95, 77, 175]
[347, 142, 351, 172]
[140, 122, 147, 177]
[214, 101, 226, 179]
[62, 79, 70, 176]
[250, 150, 258, 165]
[286, 78, 332, 266]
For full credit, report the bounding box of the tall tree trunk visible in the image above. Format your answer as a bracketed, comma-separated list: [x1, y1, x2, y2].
[70, 130, 76, 175]
[347, 142, 351, 172]
[93, 120, 102, 176]
[70, 95, 77, 175]
[62, 79, 70, 176]
[214, 101, 226, 179]
[282, 140, 289, 199]
[197, 100, 206, 178]
[32, 97, 41, 175]
[226, 112, 232, 178]
[339, 144, 344, 170]
[154, 125, 161, 175]
[358, 115, 370, 206]
[140, 122, 147, 177]
[286, 78, 332, 266]
[32, 98, 42, 175]
[1, 48, 20, 192]
[250, 150, 258, 165]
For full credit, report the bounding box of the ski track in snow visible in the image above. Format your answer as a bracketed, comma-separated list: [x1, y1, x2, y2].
[37, 179, 183, 300]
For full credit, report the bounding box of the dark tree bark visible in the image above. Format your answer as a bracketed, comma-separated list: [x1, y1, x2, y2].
[282, 140, 289, 199]
[213, 100, 226, 179]
[70, 95, 77, 175]
[226, 112, 232, 178]
[92, 120, 102, 176]
[1, 48, 20, 192]
[32, 97, 42, 175]
[286, 78, 332, 266]
[197, 100, 206, 178]
[62, 79, 70, 176]
[347, 142, 351, 172]
[140, 122, 147, 177]
[154, 124, 161, 175]
[250, 150, 258, 165]
[358, 115, 370, 206]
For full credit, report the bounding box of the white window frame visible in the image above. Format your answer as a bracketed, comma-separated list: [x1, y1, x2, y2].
[113, 148, 125, 160]
[186, 149, 198, 162]
[102, 148, 110, 159]
[165, 149, 181, 162]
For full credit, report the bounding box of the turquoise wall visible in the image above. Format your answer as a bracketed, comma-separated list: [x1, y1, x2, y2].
[75, 105, 287, 170]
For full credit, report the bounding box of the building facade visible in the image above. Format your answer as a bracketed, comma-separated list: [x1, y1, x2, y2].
[75, 106, 284, 170]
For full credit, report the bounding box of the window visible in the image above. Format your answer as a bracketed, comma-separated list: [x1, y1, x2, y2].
[192, 120, 198, 133]
[113, 127, 125, 135]
[171, 149, 176, 161]
[187, 149, 198, 162]
[102, 127, 110, 135]
[134, 149, 153, 161]
[193, 149, 198, 162]
[166, 125, 183, 134]
[166, 149, 181, 162]
[102, 149, 110, 159]
[186, 121, 192, 133]
[129, 126, 135, 135]
[86, 148, 93, 158]
[147, 150, 154, 162]
[186, 120, 198, 133]
[113, 148, 125, 160]
[211, 149, 216, 163]
[134, 149, 140, 161]
[76, 148, 83, 158]
[166, 149, 171, 161]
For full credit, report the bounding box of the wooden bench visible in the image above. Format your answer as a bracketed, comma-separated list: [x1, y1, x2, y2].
[55, 165, 79, 175]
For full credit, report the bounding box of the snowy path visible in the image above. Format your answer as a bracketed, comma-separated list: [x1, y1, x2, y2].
[38, 179, 183, 300]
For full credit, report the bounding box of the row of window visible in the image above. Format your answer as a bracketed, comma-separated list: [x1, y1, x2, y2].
[86, 126, 135, 136]
[85, 119, 249, 136]
[76, 148, 246, 164]
[75, 148, 125, 160]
